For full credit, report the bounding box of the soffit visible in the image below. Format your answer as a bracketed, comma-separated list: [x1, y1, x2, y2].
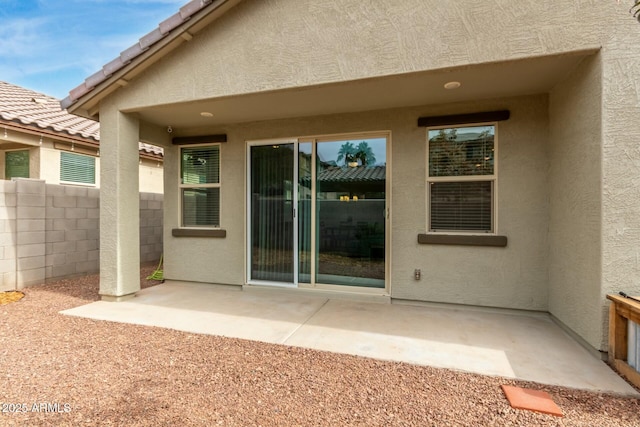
[130, 50, 595, 132]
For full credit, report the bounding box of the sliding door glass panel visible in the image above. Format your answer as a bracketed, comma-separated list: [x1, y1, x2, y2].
[298, 143, 312, 284]
[316, 138, 386, 288]
[250, 144, 295, 282]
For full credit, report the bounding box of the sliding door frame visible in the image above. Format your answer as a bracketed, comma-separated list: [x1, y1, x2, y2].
[246, 138, 299, 287]
[246, 131, 391, 294]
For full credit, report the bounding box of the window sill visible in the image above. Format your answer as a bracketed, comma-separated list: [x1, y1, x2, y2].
[60, 181, 97, 187]
[172, 228, 226, 238]
[417, 233, 507, 247]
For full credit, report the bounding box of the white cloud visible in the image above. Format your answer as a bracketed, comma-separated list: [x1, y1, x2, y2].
[0, 17, 50, 56]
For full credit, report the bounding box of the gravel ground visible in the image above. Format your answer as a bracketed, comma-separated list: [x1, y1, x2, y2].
[1, 265, 639, 426]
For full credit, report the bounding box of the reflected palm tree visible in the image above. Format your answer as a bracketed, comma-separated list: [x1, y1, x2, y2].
[355, 141, 376, 166]
[336, 142, 356, 165]
[337, 141, 377, 167]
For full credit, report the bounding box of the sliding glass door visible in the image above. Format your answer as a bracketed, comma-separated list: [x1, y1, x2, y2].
[248, 135, 387, 290]
[249, 144, 296, 283]
[315, 138, 386, 288]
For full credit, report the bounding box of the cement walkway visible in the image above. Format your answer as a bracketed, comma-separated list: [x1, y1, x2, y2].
[61, 281, 638, 396]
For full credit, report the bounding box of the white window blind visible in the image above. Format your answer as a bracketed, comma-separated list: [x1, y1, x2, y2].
[430, 181, 492, 232]
[60, 152, 95, 184]
[180, 146, 220, 228]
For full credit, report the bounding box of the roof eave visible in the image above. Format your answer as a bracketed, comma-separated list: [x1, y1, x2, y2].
[62, 0, 243, 119]
[0, 119, 99, 146]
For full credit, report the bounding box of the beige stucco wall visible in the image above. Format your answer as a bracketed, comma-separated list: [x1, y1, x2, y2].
[163, 94, 550, 312]
[547, 18, 639, 353]
[599, 28, 640, 350]
[548, 55, 603, 350]
[39, 146, 60, 184]
[3, 144, 163, 194]
[111, 0, 623, 112]
[93, 0, 640, 349]
[139, 159, 164, 194]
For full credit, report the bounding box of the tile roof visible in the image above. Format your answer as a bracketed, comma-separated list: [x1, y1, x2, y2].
[1, 81, 163, 157]
[61, 0, 221, 110]
[1, 81, 99, 141]
[139, 142, 164, 156]
[317, 165, 386, 183]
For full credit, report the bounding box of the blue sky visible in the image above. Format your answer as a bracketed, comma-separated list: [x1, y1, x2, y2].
[0, 0, 185, 99]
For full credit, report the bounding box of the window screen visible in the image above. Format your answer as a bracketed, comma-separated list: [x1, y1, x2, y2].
[5, 150, 30, 179]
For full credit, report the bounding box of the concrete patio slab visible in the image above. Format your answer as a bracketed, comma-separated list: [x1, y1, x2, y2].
[61, 281, 638, 396]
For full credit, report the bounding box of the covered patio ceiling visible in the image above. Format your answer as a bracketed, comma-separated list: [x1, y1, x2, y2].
[130, 49, 597, 132]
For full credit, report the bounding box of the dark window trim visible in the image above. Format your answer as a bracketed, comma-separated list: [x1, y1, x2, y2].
[418, 110, 510, 127]
[173, 134, 227, 145]
[172, 228, 226, 238]
[417, 233, 507, 247]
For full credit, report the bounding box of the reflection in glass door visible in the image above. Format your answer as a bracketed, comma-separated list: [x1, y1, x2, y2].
[248, 136, 387, 289]
[249, 144, 295, 283]
[315, 139, 386, 288]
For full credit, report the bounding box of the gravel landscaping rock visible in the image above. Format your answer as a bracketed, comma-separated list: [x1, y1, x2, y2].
[0, 264, 639, 426]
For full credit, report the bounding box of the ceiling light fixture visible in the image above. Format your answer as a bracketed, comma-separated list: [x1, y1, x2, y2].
[200, 112, 214, 117]
[444, 81, 461, 90]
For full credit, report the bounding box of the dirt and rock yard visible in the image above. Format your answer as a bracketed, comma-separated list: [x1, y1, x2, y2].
[1, 264, 639, 426]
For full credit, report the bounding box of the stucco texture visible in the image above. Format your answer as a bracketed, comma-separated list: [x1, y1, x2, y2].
[94, 0, 640, 350]
[160, 95, 550, 313]
[113, 0, 618, 112]
[548, 55, 603, 350]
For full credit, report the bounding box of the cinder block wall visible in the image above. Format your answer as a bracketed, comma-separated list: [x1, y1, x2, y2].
[0, 179, 163, 290]
[139, 192, 164, 263]
[45, 183, 100, 282]
[0, 181, 17, 291]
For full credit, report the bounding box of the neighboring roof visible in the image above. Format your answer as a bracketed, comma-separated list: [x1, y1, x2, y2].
[61, 0, 233, 112]
[1, 81, 163, 157]
[301, 165, 386, 193]
[318, 166, 386, 183]
[1, 81, 99, 141]
[139, 142, 164, 156]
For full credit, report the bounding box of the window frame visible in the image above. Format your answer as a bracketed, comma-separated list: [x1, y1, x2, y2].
[426, 122, 498, 235]
[59, 151, 96, 186]
[5, 149, 30, 180]
[179, 143, 222, 229]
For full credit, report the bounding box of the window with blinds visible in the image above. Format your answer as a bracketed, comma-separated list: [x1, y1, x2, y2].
[180, 145, 220, 228]
[5, 150, 30, 179]
[427, 125, 496, 233]
[60, 152, 95, 184]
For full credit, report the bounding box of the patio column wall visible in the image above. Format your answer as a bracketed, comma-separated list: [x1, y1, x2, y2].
[599, 27, 640, 350]
[98, 103, 141, 301]
[548, 54, 603, 352]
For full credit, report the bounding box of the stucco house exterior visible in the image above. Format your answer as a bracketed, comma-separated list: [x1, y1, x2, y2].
[0, 81, 163, 192]
[61, 0, 640, 357]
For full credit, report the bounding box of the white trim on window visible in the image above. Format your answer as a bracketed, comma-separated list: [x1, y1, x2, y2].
[426, 122, 498, 235]
[179, 143, 221, 229]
